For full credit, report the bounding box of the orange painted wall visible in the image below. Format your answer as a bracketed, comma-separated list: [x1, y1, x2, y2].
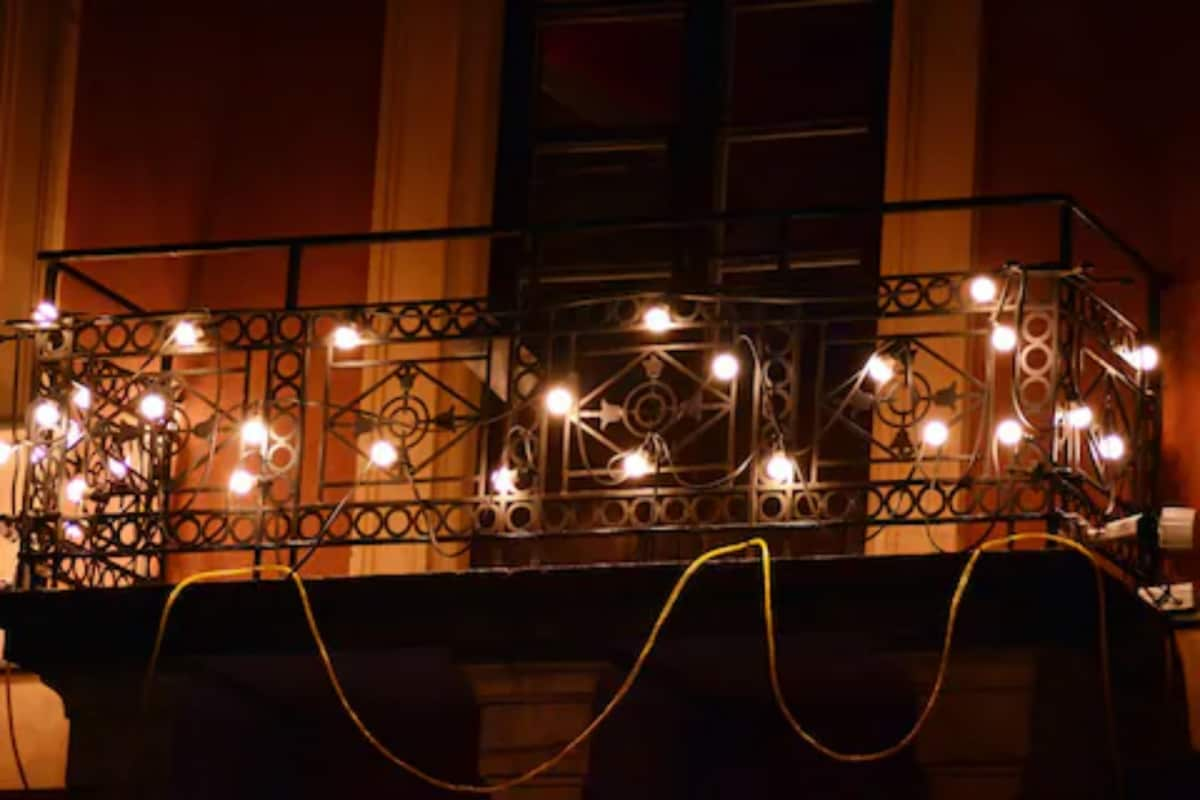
[976, 0, 1198, 508]
[63, 0, 385, 575]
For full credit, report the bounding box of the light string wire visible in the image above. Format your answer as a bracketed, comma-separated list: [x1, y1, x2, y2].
[140, 532, 1125, 795]
[3, 662, 29, 790]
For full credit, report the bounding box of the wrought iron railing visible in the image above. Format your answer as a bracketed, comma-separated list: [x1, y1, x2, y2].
[0, 195, 1165, 588]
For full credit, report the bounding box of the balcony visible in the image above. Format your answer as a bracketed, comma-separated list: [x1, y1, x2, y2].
[0, 194, 1167, 588]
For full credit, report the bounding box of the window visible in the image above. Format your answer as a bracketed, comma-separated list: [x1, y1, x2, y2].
[490, 0, 893, 300]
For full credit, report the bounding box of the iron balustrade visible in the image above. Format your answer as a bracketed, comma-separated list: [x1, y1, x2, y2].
[0, 195, 1165, 588]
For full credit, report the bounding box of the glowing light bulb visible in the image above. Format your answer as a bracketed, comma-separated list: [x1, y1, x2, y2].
[991, 325, 1017, 352]
[711, 352, 739, 382]
[107, 457, 129, 480]
[1098, 433, 1126, 461]
[765, 451, 794, 483]
[922, 420, 950, 448]
[1065, 405, 1093, 429]
[369, 439, 398, 468]
[63, 522, 84, 544]
[332, 325, 361, 350]
[995, 418, 1023, 446]
[139, 392, 167, 422]
[66, 420, 83, 449]
[491, 466, 518, 495]
[65, 475, 88, 504]
[968, 275, 998, 303]
[172, 320, 201, 348]
[241, 417, 269, 447]
[32, 301, 58, 326]
[229, 467, 257, 495]
[622, 450, 653, 480]
[71, 384, 92, 410]
[30, 446, 46, 464]
[642, 305, 672, 333]
[33, 400, 61, 429]
[1122, 344, 1159, 372]
[865, 354, 895, 384]
[544, 386, 574, 417]
[0, 442, 12, 465]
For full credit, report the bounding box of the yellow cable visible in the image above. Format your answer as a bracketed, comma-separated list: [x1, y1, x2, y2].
[143, 533, 1121, 794]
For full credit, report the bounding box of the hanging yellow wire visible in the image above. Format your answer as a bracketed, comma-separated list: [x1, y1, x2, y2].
[142, 533, 1123, 795]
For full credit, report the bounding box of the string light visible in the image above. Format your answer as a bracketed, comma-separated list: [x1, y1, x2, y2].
[31, 301, 58, 326]
[228, 468, 257, 495]
[490, 466, 518, 495]
[1098, 433, 1126, 461]
[172, 320, 202, 348]
[65, 476, 88, 504]
[711, 352, 739, 382]
[30, 446, 46, 464]
[865, 354, 895, 384]
[107, 457, 129, 480]
[33, 400, 61, 429]
[241, 417, 270, 448]
[1121, 344, 1159, 372]
[139, 392, 167, 422]
[369, 439, 399, 469]
[995, 418, 1023, 446]
[332, 325, 362, 350]
[922, 420, 950, 448]
[642, 305, 672, 333]
[1065, 404, 1093, 429]
[63, 522, 84, 544]
[991, 325, 1017, 352]
[544, 385, 574, 417]
[71, 384, 92, 410]
[621, 450, 653, 480]
[968, 275, 998, 303]
[765, 451, 794, 484]
[0, 441, 12, 465]
[66, 420, 83, 449]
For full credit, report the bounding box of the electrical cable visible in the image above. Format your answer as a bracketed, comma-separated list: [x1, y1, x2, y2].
[3, 663, 29, 791]
[142, 531, 1124, 795]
